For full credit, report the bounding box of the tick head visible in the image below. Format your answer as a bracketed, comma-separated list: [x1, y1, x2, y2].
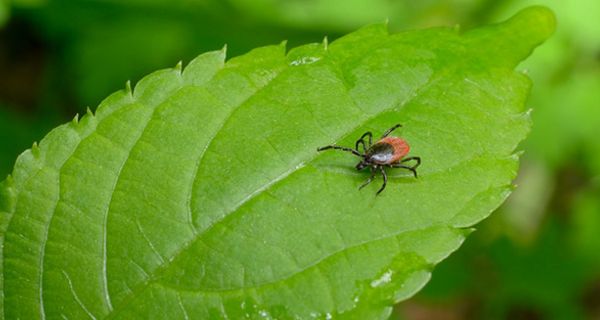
[355, 160, 369, 170]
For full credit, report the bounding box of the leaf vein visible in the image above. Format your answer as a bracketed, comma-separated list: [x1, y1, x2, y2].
[62, 270, 97, 320]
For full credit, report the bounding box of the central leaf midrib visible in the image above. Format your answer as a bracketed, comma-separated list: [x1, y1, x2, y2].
[166, 152, 502, 294]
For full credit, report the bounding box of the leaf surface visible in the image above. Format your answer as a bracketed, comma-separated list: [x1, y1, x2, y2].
[0, 6, 554, 319]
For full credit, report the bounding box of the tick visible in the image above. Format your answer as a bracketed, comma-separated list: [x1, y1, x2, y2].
[317, 124, 421, 195]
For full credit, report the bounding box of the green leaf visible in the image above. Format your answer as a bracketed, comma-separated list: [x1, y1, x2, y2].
[0, 6, 554, 319]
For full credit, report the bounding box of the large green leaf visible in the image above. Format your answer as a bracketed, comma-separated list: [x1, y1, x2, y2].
[0, 6, 554, 319]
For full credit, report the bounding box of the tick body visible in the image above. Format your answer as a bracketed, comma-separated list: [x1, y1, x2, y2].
[317, 124, 420, 195]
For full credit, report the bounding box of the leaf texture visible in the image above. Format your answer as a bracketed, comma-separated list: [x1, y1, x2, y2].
[0, 6, 554, 319]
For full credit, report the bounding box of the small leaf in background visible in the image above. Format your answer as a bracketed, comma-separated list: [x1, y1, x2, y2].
[1, 6, 553, 319]
[0, 0, 8, 28]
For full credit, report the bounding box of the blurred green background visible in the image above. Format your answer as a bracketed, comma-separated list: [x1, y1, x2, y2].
[1, 0, 599, 319]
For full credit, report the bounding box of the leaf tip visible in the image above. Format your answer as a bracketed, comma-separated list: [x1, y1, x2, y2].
[31, 141, 40, 157]
[461, 227, 476, 237]
[71, 113, 80, 125]
[466, 5, 556, 68]
[520, 108, 533, 125]
[4, 174, 14, 186]
[500, 5, 556, 54]
[279, 39, 288, 52]
[322, 36, 329, 50]
[175, 60, 183, 72]
[515, 5, 556, 41]
[125, 80, 133, 96]
[511, 151, 525, 161]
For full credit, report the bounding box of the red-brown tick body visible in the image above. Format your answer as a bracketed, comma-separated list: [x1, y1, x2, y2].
[364, 137, 410, 165]
[317, 124, 420, 195]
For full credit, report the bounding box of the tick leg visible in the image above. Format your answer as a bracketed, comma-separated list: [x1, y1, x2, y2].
[359, 167, 377, 190]
[317, 145, 362, 157]
[376, 166, 387, 195]
[356, 139, 366, 153]
[401, 156, 421, 169]
[355, 131, 372, 152]
[391, 164, 418, 178]
[381, 124, 402, 138]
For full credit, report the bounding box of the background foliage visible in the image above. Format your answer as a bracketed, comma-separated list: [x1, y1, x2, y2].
[0, 0, 598, 319]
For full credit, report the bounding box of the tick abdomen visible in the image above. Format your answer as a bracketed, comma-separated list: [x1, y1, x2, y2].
[368, 138, 410, 164]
